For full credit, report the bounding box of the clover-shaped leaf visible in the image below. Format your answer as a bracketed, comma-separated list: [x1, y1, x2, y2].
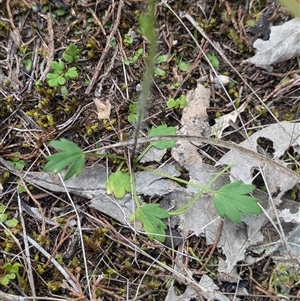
[50, 60, 64, 74]
[63, 44, 79, 63]
[213, 181, 262, 223]
[106, 171, 131, 199]
[46, 73, 66, 87]
[149, 124, 177, 149]
[1, 273, 15, 285]
[44, 139, 85, 181]
[65, 67, 78, 79]
[130, 204, 170, 242]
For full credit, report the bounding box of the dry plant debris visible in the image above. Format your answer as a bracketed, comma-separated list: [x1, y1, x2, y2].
[0, 0, 300, 300]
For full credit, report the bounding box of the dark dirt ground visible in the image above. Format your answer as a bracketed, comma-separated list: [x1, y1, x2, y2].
[0, 0, 299, 300]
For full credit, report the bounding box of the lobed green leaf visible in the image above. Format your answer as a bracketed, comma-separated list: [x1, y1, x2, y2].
[106, 171, 131, 199]
[63, 43, 80, 63]
[44, 139, 85, 180]
[213, 181, 262, 223]
[130, 203, 170, 242]
[149, 124, 177, 149]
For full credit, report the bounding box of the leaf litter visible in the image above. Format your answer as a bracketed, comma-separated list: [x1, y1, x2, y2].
[2, 83, 298, 277]
[244, 18, 300, 71]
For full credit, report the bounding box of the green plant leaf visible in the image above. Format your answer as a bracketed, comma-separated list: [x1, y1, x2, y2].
[206, 53, 220, 69]
[7, 154, 25, 170]
[57, 76, 66, 85]
[6, 219, 18, 228]
[54, 8, 66, 16]
[154, 67, 165, 76]
[0, 213, 7, 223]
[5, 263, 20, 274]
[130, 203, 169, 242]
[129, 102, 138, 113]
[44, 139, 85, 181]
[1, 273, 15, 285]
[167, 98, 176, 108]
[155, 54, 168, 64]
[65, 67, 78, 79]
[128, 114, 138, 124]
[50, 60, 64, 74]
[124, 58, 130, 66]
[170, 82, 180, 89]
[106, 171, 131, 199]
[213, 181, 262, 224]
[46, 73, 66, 87]
[60, 85, 68, 95]
[24, 58, 32, 72]
[62, 44, 79, 63]
[149, 124, 177, 149]
[178, 95, 187, 108]
[178, 61, 190, 72]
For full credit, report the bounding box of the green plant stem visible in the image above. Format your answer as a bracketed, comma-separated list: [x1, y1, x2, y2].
[130, 172, 141, 209]
[131, 0, 157, 161]
[136, 163, 232, 215]
[135, 144, 152, 163]
[84, 152, 127, 161]
[188, 248, 214, 274]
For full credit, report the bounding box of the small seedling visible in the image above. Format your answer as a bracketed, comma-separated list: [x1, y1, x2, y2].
[178, 60, 191, 72]
[124, 48, 143, 66]
[46, 44, 79, 95]
[167, 95, 187, 109]
[206, 52, 220, 69]
[128, 102, 139, 124]
[62, 43, 79, 63]
[154, 54, 168, 77]
[170, 82, 180, 90]
[124, 33, 134, 46]
[47, 61, 78, 86]
[0, 262, 22, 286]
[0, 205, 18, 228]
[7, 153, 25, 170]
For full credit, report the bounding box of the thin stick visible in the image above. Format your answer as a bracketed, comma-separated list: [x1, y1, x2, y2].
[24, 234, 80, 293]
[17, 195, 36, 300]
[85, 0, 123, 94]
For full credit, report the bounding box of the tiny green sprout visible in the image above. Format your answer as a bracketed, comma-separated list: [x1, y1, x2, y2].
[46, 44, 79, 94]
[62, 44, 79, 63]
[7, 154, 25, 170]
[24, 58, 32, 72]
[54, 8, 67, 17]
[46, 61, 78, 91]
[170, 82, 180, 90]
[124, 48, 143, 66]
[154, 67, 165, 77]
[167, 95, 187, 109]
[206, 52, 220, 69]
[154, 54, 168, 77]
[124, 33, 134, 46]
[1, 262, 22, 286]
[128, 101, 139, 124]
[0, 205, 19, 227]
[178, 61, 190, 72]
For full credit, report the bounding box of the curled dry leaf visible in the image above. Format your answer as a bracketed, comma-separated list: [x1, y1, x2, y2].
[93, 98, 111, 120]
[244, 18, 300, 70]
